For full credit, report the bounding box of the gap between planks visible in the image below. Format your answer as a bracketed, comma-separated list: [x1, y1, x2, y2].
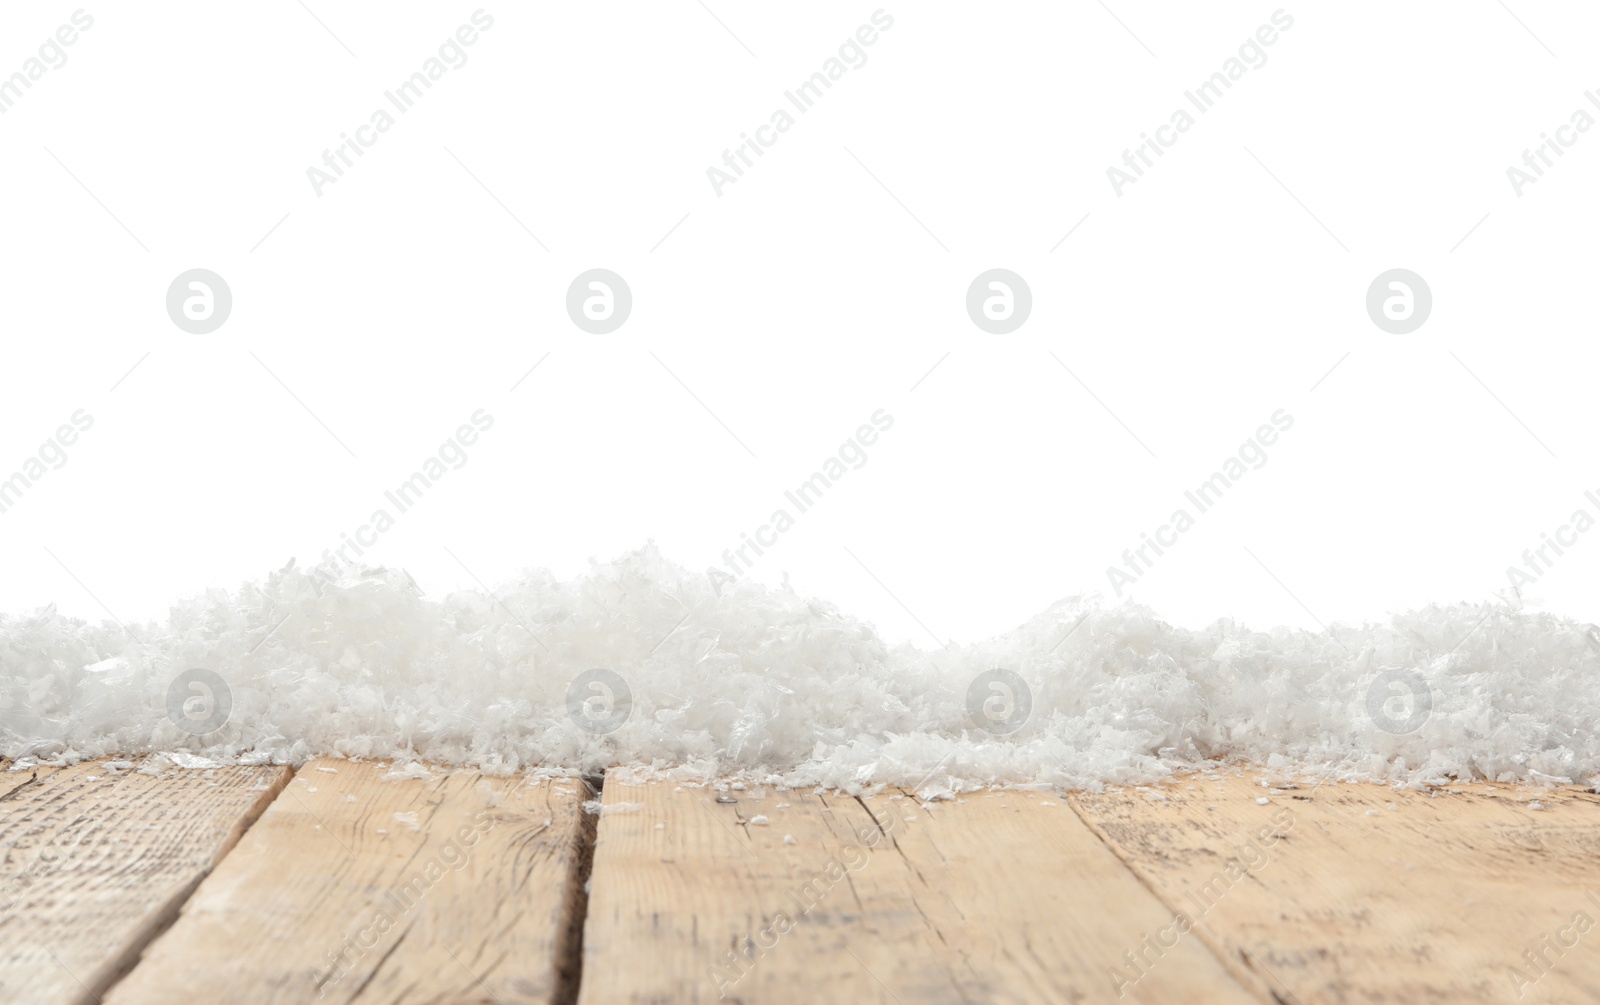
[550, 774, 604, 1005]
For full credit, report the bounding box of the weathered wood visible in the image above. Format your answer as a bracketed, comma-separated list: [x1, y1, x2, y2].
[105, 759, 590, 1005]
[1070, 771, 1600, 1003]
[23, 758, 1600, 1003]
[577, 776, 1259, 1004]
[0, 758, 290, 1005]
[1, 762, 61, 803]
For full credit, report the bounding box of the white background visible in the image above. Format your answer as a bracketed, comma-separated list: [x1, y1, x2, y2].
[0, 2, 1595, 646]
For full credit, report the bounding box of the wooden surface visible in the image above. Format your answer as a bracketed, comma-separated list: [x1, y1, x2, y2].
[578, 776, 1259, 1004]
[1, 757, 68, 807]
[105, 758, 591, 1005]
[9, 760, 1600, 1002]
[1071, 771, 1600, 1004]
[0, 759, 289, 1005]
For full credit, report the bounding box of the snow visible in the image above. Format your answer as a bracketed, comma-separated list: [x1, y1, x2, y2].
[584, 801, 644, 816]
[2, 544, 1598, 792]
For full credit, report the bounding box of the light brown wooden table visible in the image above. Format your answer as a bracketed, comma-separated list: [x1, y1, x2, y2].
[3, 757, 1597, 1004]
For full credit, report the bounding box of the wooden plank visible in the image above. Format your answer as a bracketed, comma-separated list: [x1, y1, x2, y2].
[1070, 772, 1600, 1003]
[1, 761, 61, 803]
[105, 759, 591, 1005]
[577, 777, 1260, 1004]
[0, 758, 290, 1005]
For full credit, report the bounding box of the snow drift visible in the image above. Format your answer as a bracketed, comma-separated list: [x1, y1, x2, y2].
[2, 545, 1596, 792]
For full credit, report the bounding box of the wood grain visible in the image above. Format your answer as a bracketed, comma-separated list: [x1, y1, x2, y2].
[578, 776, 1259, 1004]
[0, 758, 290, 1005]
[105, 758, 590, 1005]
[1, 761, 61, 804]
[1071, 771, 1600, 1004]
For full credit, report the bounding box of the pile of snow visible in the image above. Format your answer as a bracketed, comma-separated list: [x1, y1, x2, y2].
[2, 545, 1597, 792]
